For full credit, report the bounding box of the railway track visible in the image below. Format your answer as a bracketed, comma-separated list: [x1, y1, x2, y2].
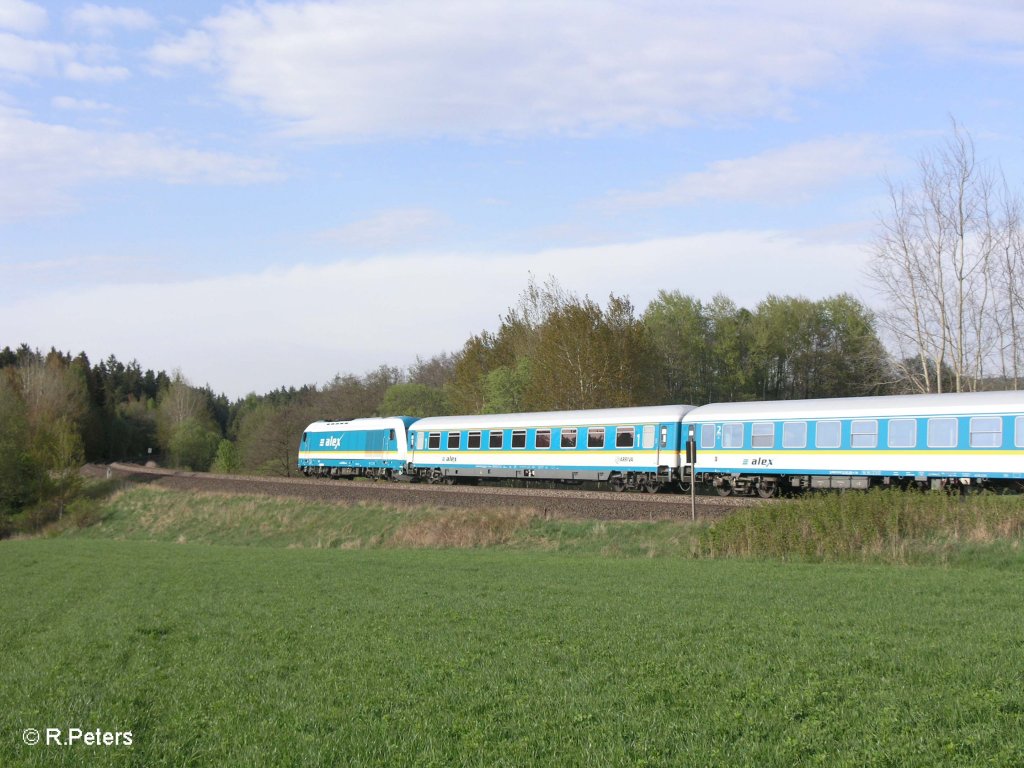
[99, 463, 763, 521]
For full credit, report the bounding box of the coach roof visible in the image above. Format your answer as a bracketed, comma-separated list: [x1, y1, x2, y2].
[412, 404, 695, 431]
[685, 391, 1024, 423]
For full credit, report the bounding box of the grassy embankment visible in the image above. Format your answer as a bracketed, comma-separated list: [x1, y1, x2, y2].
[55, 482, 1024, 566]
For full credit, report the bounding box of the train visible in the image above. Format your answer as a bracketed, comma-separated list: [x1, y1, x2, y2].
[297, 390, 1024, 495]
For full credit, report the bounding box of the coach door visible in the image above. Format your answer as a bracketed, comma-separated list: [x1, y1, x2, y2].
[655, 425, 668, 465]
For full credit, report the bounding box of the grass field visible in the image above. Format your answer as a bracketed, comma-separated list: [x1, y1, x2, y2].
[3, 486, 1024, 766]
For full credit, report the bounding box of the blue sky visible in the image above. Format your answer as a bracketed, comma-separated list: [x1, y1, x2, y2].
[2, 0, 1023, 397]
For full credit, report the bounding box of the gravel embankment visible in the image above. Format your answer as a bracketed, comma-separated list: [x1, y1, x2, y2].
[93, 463, 762, 521]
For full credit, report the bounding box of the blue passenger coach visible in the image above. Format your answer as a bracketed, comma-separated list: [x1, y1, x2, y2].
[685, 391, 1024, 496]
[409, 405, 695, 492]
[298, 417, 416, 479]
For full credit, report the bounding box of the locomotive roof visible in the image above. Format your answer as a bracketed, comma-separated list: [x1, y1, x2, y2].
[412, 404, 695, 430]
[685, 390, 1024, 422]
[304, 416, 416, 432]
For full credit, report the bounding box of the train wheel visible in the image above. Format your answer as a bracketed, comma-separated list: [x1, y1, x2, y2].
[609, 474, 626, 492]
[716, 479, 733, 497]
[756, 483, 777, 499]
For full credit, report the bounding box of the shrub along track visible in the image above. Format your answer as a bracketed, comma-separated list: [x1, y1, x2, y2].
[96, 463, 761, 521]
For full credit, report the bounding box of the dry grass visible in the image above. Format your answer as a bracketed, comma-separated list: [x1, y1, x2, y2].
[388, 508, 538, 548]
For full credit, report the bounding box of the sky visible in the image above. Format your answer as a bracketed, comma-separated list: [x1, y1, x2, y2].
[1, 0, 1023, 398]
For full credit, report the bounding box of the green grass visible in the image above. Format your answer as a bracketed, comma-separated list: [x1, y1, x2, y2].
[3, 540, 1024, 766]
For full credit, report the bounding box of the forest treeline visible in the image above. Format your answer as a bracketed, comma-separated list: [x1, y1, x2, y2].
[2, 283, 900, 535]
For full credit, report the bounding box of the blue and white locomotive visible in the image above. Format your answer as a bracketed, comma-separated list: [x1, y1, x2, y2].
[407, 405, 694, 492]
[685, 390, 1024, 496]
[297, 416, 416, 479]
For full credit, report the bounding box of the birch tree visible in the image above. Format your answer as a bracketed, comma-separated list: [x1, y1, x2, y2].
[869, 120, 1010, 392]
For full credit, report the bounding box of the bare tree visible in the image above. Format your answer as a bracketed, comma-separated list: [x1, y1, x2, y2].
[869, 119, 1007, 392]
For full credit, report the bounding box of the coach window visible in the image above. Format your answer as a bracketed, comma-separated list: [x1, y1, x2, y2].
[616, 427, 635, 448]
[535, 429, 551, 449]
[447, 432, 461, 450]
[467, 431, 482, 450]
[511, 430, 527, 449]
[1017, 417, 1024, 448]
[646, 426, 658, 450]
[970, 417, 1002, 448]
[751, 422, 775, 448]
[416, 432, 424, 450]
[888, 419, 917, 449]
[428, 432, 441, 450]
[722, 423, 743, 449]
[851, 420, 878, 449]
[782, 421, 807, 449]
[561, 428, 578, 449]
[816, 420, 841, 449]
[588, 427, 606, 449]
[700, 423, 716, 449]
[927, 417, 958, 448]
[489, 431, 503, 449]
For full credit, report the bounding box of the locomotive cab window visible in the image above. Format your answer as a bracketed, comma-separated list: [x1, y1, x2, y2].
[428, 432, 441, 450]
[700, 424, 716, 449]
[561, 428, 577, 449]
[447, 432, 461, 450]
[467, 431, 482, 449]
[888, 419, 917, 449]
[927, 418, 958, 448]
[782, 421, 807, 449]
[489, 431, 503, 449]
[588, 428, 605, 449]
[851, 420, 878, 449]
[511, 430, 527, 449]
[970, 417, 1002, 448]
[535, 429, 551, 449]
[751, 422, 774, 448]
[722, 423, 743, 449]
[616, 427, 635, 448]
[815, 420, 841, 449]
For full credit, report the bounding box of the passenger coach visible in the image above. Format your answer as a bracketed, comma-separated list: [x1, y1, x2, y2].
[685, 391, 1024, 496]
[408, 405, 695, 492]
[298, 417, 416, 479]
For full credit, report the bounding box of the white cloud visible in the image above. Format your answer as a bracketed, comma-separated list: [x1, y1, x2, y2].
[0, 232, 871, 397]
[611, 136, 893, 208]
[52, 94, 113, 110]
[318, 208, 449, 251]
[0, 109, 281, 217]
[64, 59, 129, 81]
[0, 30, 70, 76]
[146, 0, 1024, 140]
[67, 4, 155, 36]
[0, 0, 47, 34]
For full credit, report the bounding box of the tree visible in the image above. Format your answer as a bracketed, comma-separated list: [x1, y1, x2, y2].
[156, 373, 221, 468]
[643, 291, 711, 405]
[0, 375, 45, 524]
[380, 383, 451, 417]
[211, 440, 241, 474]
[869, 119, 1017, 392]
[167, 418, 220, 471]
